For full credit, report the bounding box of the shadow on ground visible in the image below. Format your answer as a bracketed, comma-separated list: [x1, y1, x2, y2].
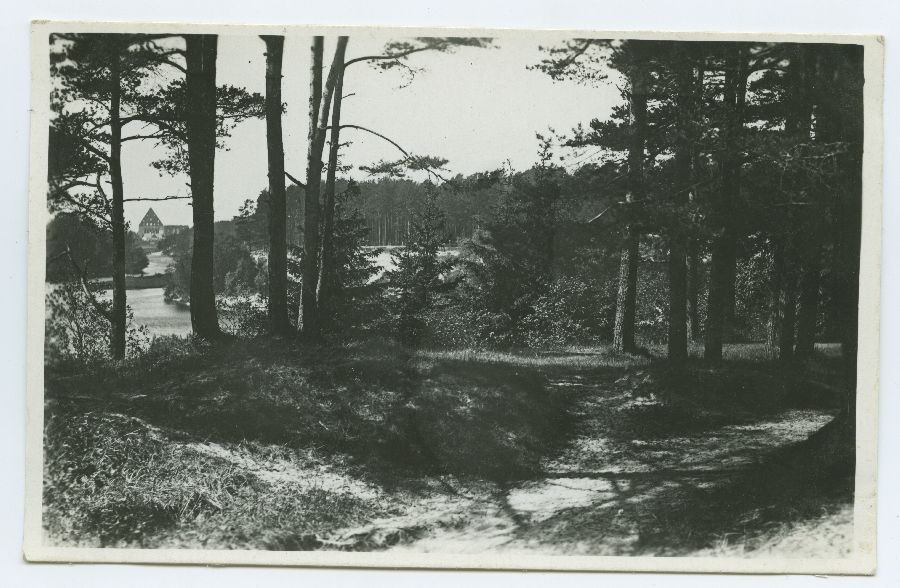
[45, 339, 584, 486]
[43, 339, 852, 554]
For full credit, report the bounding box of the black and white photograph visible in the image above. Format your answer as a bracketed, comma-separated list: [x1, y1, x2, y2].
[23, 21, 882, 573]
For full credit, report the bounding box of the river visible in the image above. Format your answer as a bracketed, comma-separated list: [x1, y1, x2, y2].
[126, 288, 193, 338]
[121, 248, 458, 339]
[143, 251, 174, 276]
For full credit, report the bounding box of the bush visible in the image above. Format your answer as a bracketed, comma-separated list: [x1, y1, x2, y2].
[45, 280, 149, 365]
[422, 304, 512, 350]
[46, 213, 148, 281]
[386, 190, 452, 346]
[218, 296, 268, 338]
[519, 278, 613, 348]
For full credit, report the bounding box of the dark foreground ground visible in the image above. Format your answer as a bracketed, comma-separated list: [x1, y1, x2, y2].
[42, 339, 854, 556]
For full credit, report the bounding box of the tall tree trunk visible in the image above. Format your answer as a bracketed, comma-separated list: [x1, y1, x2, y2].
[613, 42, 648, 354]
[108, 50, 127, 360]
[261, 35, 290, 335]
[827, 45, 864, 424]
[668, 49, 696, 362]
[704, 45, 747, 361]
[299, 37, 324, 338]
[316, 36, 349, 315]
[185, 34, 221, 340]
[770, 44, 817, 363]
[793, 49, 820, 362]
[298, 37, 346, 339]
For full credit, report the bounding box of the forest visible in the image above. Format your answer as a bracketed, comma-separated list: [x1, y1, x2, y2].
[42, 33, 865, 556]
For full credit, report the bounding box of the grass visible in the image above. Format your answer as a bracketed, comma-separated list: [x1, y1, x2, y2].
[699, 504, 853, 558]
[420, 347, 652, 370]
[42, 336, 854, 554]
[44, 337, 577, 548]
[43, 411, 388, 549]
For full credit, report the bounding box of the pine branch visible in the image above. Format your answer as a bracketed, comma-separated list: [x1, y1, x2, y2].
[122, 195, 192, 202]
[336, 124, 451, 183]
[344, 46, 432, 68]
[284, 171, 306, 188]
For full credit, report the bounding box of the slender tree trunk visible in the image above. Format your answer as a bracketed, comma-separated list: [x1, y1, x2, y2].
[613, 222, 639, 352]
[794, 46, 819, 363]
[613, 43, 648, 353]
[770, 44, 817, 364]
[668, 50, 696, 362]
[261, 35, 290, 335]
[185, 34, 221, 340]
[298, 37, 346, 339]
[316, 36, 349, 315]
[108, 51, 127, 360]
[299, 37, 324, 338]
[705, 45, 747, 361]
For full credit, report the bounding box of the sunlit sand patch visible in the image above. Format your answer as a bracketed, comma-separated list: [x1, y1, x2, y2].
[507, 478, 617, 522]
[185, 441, 382, 501]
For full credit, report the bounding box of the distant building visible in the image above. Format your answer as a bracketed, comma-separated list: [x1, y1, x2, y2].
[163, 224, 189, 237]
[138, 208, 188, 241]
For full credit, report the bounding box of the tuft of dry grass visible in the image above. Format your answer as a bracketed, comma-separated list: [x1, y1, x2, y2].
[698, 504, 854, 558]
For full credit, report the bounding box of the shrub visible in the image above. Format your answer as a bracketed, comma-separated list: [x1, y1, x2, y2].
[519, 278, 613, 348]
[217, 296, 268, 338]
[45, 280, 149, 365]
[386, 190, 452, 346]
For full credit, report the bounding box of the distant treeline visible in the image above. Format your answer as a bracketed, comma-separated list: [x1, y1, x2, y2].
[46, 212, 149, 282]
[235, 176, 502, 248]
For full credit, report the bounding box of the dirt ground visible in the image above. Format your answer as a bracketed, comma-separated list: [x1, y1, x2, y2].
[42, 341, 854, 556]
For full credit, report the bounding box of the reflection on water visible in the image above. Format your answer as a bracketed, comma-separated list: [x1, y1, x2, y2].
[125, 288, 192, 338]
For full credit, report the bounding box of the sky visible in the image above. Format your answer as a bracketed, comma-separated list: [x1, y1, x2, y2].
[119, 32, 622, 228]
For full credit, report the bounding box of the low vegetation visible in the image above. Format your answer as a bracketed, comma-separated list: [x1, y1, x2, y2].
[44, 338, 851, 553]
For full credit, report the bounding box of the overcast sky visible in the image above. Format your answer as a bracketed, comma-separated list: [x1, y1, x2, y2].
[120, 32, 621, 227]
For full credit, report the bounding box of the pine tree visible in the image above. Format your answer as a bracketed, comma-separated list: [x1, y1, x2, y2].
[388, 189, 451, 346]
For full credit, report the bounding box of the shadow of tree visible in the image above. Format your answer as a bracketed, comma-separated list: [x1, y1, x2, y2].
[45, 339, 591, 488]
[507, 418, 853, 556]
[45, 339, 850, 554]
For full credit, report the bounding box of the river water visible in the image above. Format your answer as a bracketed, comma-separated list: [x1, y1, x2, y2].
[122, 248, 458, 339]
[143, 251, 173, 276]
[127, 288, 193, 338]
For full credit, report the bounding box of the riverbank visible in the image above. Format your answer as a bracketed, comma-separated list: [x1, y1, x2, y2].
[43, 339, 851, 555]
[88, 273, 171, 290]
